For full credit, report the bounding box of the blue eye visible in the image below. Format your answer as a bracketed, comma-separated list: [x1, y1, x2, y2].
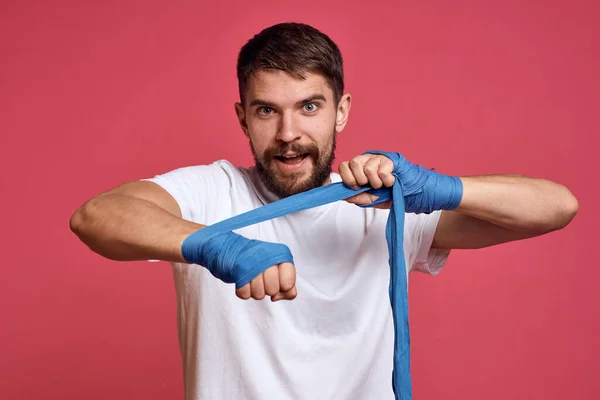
[259, 107, 274, 115]
[303, 103, 317, 112]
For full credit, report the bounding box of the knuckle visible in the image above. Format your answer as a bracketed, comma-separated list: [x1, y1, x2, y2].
[357, 176, 369, 185]
[364, 164, 377, 174]
[237, 291, 250, 300]
[265, 285, 278, 296]
[280, 279, 294, 292]
[252, 292, 265, 300]
[343, 175, 356, 185]
[349, 158, 362, 169]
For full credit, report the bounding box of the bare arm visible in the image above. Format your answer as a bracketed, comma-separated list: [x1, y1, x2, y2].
[432, 174, 579, 249]
[69, 181, 205, 262]
[70, 179, 298, 302]
[338, 154, 578, 250]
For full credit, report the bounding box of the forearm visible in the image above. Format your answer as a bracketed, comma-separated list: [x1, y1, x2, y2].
[70, 194, 204, 262]
[455, 174, 579, 234]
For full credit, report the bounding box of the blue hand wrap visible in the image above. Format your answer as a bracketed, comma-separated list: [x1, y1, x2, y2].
[362, 150, 463, 213]
[182, 231, 294, 287]
[181, 151, 463, 400]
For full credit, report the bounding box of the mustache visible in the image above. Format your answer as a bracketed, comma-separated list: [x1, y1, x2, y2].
[263, 143, 320, 159]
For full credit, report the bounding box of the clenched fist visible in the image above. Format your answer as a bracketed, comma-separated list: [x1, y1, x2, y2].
[339, 154, 395, 209]
[235, 262, 297, 302]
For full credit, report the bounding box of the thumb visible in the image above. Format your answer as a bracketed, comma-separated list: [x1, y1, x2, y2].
[345, 192, 380, 206]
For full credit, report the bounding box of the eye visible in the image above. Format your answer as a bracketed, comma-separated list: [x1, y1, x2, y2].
[303, 103, 318, 113]
[258, 107, 275, 115]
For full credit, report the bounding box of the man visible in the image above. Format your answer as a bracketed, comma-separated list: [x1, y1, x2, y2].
[70, 22, 578, 399]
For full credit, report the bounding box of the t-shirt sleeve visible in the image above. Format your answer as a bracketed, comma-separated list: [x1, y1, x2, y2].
[140, 161, 232, 224]
[406, 210, 451, 275]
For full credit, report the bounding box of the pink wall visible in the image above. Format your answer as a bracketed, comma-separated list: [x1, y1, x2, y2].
[1, 0, 598, 398]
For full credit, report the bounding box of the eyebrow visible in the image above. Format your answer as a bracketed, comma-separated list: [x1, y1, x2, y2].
[249, 94, 327, 108]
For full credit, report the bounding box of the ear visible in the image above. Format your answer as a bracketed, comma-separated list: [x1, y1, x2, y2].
[234, 102, 249, 138]
[335, 93, 352, 133]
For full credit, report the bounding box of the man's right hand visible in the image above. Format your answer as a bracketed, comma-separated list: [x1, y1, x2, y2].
[235, 262, 297, 302]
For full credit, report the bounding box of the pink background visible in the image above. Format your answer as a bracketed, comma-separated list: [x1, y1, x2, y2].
[1, 0, 598, 398]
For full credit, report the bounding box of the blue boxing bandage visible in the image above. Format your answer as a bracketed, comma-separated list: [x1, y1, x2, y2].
[181, 231, 293, 288]
[180, 151, 463, 400]
[180, 182, 366, 288]
[363, 150, 463, 213]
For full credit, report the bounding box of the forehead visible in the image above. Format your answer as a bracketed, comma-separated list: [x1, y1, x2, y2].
[245, 70, 333, 106]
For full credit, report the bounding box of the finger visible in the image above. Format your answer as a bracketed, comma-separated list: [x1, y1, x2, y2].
[281, 286, 297, 300]
[278, 262, 296, 293]
[236, 283, 251, 300]
[378, 158, 396, 187]
[250, 273, 266, 300]
[271, 292, 284, 302]
[349, 156, 370, 186]
[379, 172, 396, 187]
[345, 192, 379, 206]
[272, 286, 297, 302]
[363, 158, 384, 189]
[373, 200, 392, 209]
[263, 265, 280, 296]
[338, 161, 358, 189]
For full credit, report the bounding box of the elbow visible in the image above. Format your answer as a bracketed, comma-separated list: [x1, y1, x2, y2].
[69, 199, 97, 238]
[556, 188, 579, 229]
[70, 207, 84, 236]
[538, 187, 579, 234]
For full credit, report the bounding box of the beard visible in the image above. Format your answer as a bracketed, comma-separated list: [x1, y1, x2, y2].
[251, 133, 336, 199]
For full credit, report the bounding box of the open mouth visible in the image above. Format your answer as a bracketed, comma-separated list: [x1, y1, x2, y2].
[274, 153, 309, 165]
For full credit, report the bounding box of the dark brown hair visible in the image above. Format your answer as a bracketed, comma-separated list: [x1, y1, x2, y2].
[237, 22, 344, 106]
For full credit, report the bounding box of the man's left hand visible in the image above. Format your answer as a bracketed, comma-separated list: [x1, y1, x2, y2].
[338, 154, 395, 209]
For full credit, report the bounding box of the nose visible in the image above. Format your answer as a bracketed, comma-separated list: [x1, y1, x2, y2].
[276, 111, 301, 143]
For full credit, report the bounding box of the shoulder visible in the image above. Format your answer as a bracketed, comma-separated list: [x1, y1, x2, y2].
[145, 159, 251, 193]
[151, 159, 239, 182]
[142, 159, 254, 222]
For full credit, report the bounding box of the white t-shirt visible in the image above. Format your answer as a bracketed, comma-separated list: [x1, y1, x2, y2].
[146, 160, 450, 400]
